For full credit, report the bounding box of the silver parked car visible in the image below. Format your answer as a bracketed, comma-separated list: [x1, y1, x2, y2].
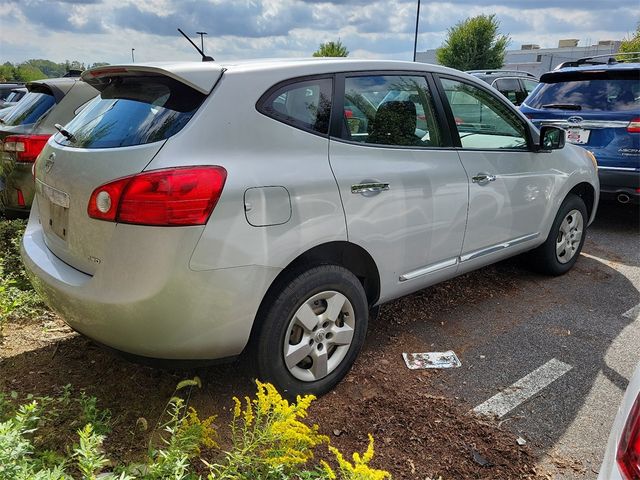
[22, 59, 599, 396]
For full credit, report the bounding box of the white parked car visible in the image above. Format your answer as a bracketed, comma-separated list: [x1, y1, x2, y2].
[22, 59, 599, 396]
[599, 363, 640, 479]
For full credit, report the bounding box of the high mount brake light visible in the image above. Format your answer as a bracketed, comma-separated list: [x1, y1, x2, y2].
[3, 135, 51, 163]
[88, 166, 227, 226]
[627, 118, 640, 133]
[617, 394, 640, 480]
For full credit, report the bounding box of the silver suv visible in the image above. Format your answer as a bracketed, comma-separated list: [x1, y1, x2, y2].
[22, 60, 599, 396]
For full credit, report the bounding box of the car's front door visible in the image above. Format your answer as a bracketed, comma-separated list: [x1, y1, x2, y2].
[437, 76, 556, 269]
[328, 73, 469, 301]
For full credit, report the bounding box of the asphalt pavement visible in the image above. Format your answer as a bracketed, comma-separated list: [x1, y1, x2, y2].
[407, 200, 640, 479]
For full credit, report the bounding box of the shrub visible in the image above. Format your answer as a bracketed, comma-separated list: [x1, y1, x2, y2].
[0, 381, 391, 479]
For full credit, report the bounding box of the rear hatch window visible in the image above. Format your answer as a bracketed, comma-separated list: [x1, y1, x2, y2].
[1, 91, 56, 126]
[527, 70, 639, 112]
[55, 75, 206, 149]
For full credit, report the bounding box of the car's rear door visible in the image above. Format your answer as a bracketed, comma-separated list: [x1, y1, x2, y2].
[328, 71, 469, 301]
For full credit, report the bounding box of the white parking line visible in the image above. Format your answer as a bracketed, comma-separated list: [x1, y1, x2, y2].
[473, 359, 573, 418]
[622, 303, 640, 321]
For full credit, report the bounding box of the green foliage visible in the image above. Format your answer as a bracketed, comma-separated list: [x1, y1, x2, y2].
[0, 220, 47, 331]
[436, 14, 510, 70]
[0, 59, 110, 81]
[618, 23, 640, 61]
[313, 40, 349, 57]
[78, 392, 112, 436]
[0, 382, 392, 479]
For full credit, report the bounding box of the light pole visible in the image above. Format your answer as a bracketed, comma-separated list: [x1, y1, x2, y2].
[131, 48, 135, 63]
[412, 0, 421, 62]
[196, 31, 207, 54]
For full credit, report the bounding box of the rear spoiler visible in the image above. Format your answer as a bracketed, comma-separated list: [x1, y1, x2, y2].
[82, 63, 226, 95]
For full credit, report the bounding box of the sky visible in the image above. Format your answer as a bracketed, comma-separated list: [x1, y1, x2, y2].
[0, 0, 637, 65]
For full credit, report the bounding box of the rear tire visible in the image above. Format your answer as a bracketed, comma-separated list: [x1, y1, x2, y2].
[255, 265, 368, 398]
[526, 194, 587, 276]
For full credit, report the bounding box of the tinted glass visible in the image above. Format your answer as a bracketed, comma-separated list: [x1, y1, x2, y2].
[442, 78, 528, 150]
[55, 75, 206, 149]
[494, 78, 523, 105]
[342, 75, 443, 147]
[527, 78, 640, 111]
[2, 92, 55, 126]
[260, 78, 332, 134]
[522, 79, 538, 94]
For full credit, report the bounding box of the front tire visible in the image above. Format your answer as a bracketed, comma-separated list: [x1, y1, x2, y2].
[255, 265, 368, 398]
[526, 193, 588, 276]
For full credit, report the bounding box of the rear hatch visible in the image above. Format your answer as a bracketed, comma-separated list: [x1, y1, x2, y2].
[521, 67, 640, 169]
[34, 63, 223, 274]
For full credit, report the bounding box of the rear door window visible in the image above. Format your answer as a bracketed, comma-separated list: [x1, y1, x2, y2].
[493, 78, 525, 105]
[55, 76, 206, 149]
[258, 78, 333, 135]
[1, 92, 55, 126]
[527, 72, 640, 112]
[341, 75, 443, 147]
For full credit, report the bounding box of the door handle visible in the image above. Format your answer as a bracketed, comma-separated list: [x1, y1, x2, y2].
[471, 173, 496, 185]
[351, 182, 390, 195]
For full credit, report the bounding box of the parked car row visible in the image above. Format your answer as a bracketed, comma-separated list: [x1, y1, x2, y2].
[0, 77, 98, 217]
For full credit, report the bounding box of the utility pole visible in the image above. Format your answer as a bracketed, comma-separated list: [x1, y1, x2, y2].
[196, 31, 207, 54]
[131, 48, 135, 63]
[412, 0, 421, 62]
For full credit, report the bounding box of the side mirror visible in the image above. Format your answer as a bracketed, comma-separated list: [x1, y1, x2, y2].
[537, 125, 566, 152]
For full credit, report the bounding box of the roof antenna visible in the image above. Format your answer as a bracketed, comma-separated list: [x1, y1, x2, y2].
[177, 28, 214, 62]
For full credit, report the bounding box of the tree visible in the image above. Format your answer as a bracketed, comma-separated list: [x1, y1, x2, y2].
[14, 64, 46, 82]
[436, 14, 509, 71]
[312, 40, 349, 57]
[617, 23, 640, 62]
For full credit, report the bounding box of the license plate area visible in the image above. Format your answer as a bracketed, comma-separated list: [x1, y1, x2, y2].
[49, 203, 69, 241]
[36, 179, 70, 241]
[566, 128, 590, 145]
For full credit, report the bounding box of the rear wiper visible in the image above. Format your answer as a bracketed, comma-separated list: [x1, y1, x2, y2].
[54, 123, 76, 143]
[541, 103, 582, 110]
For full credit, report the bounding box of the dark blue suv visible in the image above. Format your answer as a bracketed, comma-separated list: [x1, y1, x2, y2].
[521, 58, 639, 205]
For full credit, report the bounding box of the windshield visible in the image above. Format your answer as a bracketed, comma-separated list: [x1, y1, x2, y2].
[527, 77, 640, 112]
[55, 75, 207, 149]
[1, 91, 56, 126]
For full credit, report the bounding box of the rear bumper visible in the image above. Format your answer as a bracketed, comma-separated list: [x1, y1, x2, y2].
[598, 168, 640, 204]
[21, 206, 280, 360]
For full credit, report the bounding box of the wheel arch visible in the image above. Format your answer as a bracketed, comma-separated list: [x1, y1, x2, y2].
[245, 241, 380, 352]
[567, 181, 596, 222]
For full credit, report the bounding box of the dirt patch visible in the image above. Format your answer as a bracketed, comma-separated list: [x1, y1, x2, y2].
[1, 261, 550, 478]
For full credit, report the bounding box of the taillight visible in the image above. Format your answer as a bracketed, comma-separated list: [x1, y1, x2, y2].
[617, 393, 640, 480]
[627, 118, 640, 133]
[88, 166, 227, 226]
[3, 135, 51, 163]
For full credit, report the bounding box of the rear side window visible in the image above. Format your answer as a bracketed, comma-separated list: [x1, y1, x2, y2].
[55, 75, 206, 149]
[2, 92, 55, 126]
[341, 75, 443, 147]
[527, 74, 640, 112]
[258, 78, 333, 135]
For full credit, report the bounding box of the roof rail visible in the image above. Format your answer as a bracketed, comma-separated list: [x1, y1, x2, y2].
[466, 69, 537, 78]
[555, 52, 640, 69]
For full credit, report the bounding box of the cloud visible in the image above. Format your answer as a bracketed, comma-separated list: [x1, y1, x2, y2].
[0, 0, 635, 64]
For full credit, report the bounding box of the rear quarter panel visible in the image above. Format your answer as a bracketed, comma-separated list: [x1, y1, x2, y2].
[144, 69, 347, 272]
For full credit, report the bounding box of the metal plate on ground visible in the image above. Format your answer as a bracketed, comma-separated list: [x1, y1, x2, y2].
[402, 350, 462, 369]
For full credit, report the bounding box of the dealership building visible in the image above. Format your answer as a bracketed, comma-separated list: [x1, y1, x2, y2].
[416, 39, 622, 77]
